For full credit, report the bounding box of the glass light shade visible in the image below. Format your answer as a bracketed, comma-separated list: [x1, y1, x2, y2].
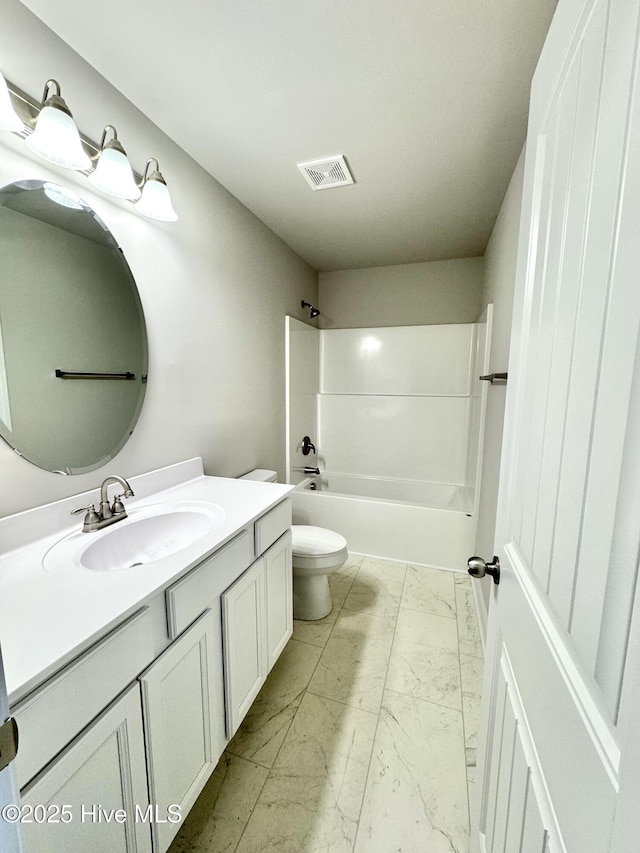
[25, 104, 91, 170]
[89, 145, 141, 200]
[0, 72, 23, 132]
[135, 176, 178, 222]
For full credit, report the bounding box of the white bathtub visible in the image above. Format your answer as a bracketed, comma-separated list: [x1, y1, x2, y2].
[292, 473, 476, 570]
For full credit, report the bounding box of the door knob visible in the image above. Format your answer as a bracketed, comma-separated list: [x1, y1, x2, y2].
[467, 555, 500, 585]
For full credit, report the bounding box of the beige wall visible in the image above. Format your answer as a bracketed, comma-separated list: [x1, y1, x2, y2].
[318, 258, 484, 328]
[0, 0, 317, 516]
[475, 148, 526, 606]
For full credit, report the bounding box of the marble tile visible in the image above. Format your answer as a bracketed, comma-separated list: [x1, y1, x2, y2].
[336, 552, 364, 579]
[454, 572, 472, 586]
[329, 574, 355, 609]
[396, 605, 459, 650]
[354, 689, 469, 853]
[358, 555, 408, 583]
[235, 692, 377, 853]
[386, 609, 461, 709]
[402, 564, 457, 619]
[455, 583, 483, 658]
[293, 610, 339, 648]
[228, 639, 322, 768]
[460, 653, 484, 750]
[342, 557, 406, 620]
[308, 608, 396, 713]
[168, 752, 268, 853]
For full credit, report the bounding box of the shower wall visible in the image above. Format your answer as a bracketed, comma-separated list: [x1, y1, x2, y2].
[285, 316, 319, 484]
[319, 324, 479, 487]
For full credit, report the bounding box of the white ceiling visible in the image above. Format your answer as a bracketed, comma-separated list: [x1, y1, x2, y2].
[19, 0, 557, 271]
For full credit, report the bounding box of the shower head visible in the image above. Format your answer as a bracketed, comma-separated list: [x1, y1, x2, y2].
[301, 300, 320, 319]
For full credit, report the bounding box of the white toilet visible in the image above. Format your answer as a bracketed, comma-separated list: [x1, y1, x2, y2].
[239, 469, 348, 620]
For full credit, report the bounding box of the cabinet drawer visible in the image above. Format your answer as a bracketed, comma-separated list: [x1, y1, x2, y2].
[166, 530, 253, 639]
[254, 499, 291, 555]
[13, 607, 154, 789]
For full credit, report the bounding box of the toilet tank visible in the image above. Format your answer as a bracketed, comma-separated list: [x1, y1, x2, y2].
[239, 469, 278, 483]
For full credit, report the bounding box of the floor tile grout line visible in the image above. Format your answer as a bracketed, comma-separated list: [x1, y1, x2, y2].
[350, 560, 409, 850]
[454, 579, 474, 835]
[228, 563, 363, 853]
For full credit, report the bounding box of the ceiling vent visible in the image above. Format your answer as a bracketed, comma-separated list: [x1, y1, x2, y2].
[297, 155, 355, 191]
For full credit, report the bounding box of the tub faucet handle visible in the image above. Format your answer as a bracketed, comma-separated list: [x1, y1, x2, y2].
[301, 436, 316, 456]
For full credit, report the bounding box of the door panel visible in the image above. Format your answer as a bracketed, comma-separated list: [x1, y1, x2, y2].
[476, 0, 640, 849]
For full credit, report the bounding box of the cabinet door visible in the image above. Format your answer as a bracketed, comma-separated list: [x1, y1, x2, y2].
[140, 609, 225, 853]
[265, 530, 293, 672]
[222, 558, 266, 737]
[20, 684, 151, 853]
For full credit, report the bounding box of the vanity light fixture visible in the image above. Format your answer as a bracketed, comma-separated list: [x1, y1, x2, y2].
[89, 125, 141, 200]
[1, 72, 177, 223]
[134, 158, 178, 222]
[0, 70, 23, 132]
[25, 79, 91, 171]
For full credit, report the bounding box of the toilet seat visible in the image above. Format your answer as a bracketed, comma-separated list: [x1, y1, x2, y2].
[292, 525, 348, 571]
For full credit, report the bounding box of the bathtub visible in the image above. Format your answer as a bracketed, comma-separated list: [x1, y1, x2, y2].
[292, 473, 476, 570]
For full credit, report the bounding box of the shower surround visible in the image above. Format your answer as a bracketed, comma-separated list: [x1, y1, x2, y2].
[286, 315, 490, 567]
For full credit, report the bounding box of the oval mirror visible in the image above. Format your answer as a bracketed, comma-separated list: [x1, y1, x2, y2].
[0, 180, 148, 474]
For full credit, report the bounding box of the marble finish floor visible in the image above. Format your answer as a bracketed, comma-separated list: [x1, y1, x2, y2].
[169, 556, 484, 853]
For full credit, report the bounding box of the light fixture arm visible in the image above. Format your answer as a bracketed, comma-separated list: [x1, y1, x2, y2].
[99, 124, 118, 149]
[140, 158, 163, 186]
[39, 79, 72, 118]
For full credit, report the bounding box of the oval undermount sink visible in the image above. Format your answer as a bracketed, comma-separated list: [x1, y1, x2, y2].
[43, 501, 226, 574]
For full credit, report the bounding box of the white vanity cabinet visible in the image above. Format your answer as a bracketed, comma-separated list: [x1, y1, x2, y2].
[222, 529, 293, 736]
[9, 493, 293, 853]
[20, 684, 151, 853]
[140, 609, 224, 853]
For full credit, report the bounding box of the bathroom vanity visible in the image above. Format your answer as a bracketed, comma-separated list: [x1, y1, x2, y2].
[0, 459, 293, 853]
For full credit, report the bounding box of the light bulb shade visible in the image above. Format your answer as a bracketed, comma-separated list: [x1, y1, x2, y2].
[135, 172, 178, 221]
[89, 143, 141, 200]
[0, 72, 23, 132]
[25, 103, 91, 170]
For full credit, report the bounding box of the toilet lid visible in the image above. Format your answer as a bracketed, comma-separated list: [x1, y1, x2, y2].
[292, 525, 347, 557]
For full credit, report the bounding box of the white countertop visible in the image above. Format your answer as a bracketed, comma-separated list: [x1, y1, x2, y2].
[0, 460, 292, 706]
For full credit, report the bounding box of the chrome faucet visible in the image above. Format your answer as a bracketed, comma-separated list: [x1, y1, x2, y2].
[72, 475, 135, 532]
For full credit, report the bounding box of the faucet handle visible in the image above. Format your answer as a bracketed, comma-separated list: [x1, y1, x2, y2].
[71, 503, 98, 517]
[111, 494, 129, 515]
[71, 504, 100, 532]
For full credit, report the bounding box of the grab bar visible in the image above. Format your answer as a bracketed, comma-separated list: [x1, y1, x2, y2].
[55, 369, 136, 380]
[479, 372, 508, 384]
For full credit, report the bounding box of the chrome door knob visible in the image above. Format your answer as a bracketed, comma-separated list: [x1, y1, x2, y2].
[467, 555, 500, 585]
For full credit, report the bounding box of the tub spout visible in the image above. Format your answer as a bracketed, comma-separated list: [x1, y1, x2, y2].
[294, 466, 320, 475]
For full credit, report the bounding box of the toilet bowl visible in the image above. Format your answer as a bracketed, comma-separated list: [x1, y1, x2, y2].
[239, 469, 349, 620]
[291, 525, 348, 620]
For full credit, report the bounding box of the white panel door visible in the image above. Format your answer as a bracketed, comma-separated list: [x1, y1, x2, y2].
[475, 0, 640, 853]
[474, 0, 640, 850]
